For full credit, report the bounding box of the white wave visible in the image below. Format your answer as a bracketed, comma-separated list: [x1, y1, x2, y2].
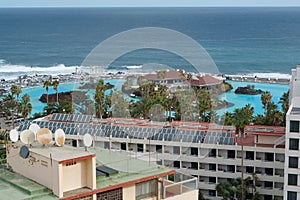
[226, 72, 291, 80]
[0, 59, 6, 64]
[0, 63, 78, 73]
[246, 73, 291, 79]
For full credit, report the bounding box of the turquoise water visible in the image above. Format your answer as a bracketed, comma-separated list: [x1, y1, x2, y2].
[21, 80, 289, 117]
[21, 79, 127, 115]
[218, 81, 289, 115]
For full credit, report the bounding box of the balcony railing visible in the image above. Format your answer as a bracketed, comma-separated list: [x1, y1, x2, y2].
[162, 172, 198, 199]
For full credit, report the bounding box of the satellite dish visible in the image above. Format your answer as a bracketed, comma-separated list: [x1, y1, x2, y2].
[20, 145, 29, 159]
[29, 123, 40, 138]
[36, 128, 52, 146]
[55, 129, 65, 147]
[20, 130, 35, 145]
[9, 129, 19, 142]
[83, 133, 93, 147]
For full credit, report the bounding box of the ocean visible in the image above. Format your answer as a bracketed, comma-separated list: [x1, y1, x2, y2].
[1, 7, 300, 80]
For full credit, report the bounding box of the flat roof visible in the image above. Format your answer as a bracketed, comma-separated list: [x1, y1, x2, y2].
[0, 168, 57, 199]
[27, 143, 95, 164]
[90, 148, 174, 188]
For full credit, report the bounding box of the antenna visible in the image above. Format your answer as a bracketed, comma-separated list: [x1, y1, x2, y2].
[9, 129, 19, 142]
[37, 128, 52, 146]
[20, 145, 29, 159]
[29, 123, 40, 139]
[20, 130, 35, 145]
[55, 129, 65, 147]
[83, 133, 93, 150]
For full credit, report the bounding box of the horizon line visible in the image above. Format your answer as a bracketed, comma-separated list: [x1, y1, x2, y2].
[1, 5, 300, 8]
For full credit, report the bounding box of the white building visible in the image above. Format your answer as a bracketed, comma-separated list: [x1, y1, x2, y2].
[284, 65, 300, 200]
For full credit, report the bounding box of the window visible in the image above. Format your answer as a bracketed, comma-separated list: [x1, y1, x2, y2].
[228, 150, 235, 158]
[209, 149, 216, 157]
[246, 151, 254, 160]
[264, 181, 273, 188]
[287, 191, 297, 200]
[288, 174, 298, 186]
[209, 177, 216, 184]
[265, 153, 274, 161]
[136, 180, 157, 200]
[290, 121, 300, 132]
[289, 157, 298, 168]
[289, 139, 299, 150]
[209, 163, 216, 171]
[97, 188, 122, 200]
[191, 147, 198, 156]
[156, 145, 162, 153]
[208, 190, 216, 196]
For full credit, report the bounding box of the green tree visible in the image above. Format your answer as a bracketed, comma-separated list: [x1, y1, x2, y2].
[110, 91, 130, 118]
[279, 91, 289, 126]
[94, 80, 108, 119]
[44, 102, 58, 115]
[43, 80, 52, 104]
[222, 112, 234, 126]
[233, 104, 254, 200]
[57, 101, 74, 114]
[52, 80, 60, 103]
[196, 89, 212, 120]
[261, 91, 272, 110]
[18, 94, 32, 120]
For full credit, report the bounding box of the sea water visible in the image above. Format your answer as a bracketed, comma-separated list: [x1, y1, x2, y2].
[1, 7, 300, 80]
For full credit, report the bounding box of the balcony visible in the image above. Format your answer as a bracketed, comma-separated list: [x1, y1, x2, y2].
[162, 173, 198, 199]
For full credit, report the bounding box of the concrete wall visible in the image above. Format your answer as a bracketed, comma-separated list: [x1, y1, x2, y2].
[7, 146, 58, 192]
[123, 185, 136, 200]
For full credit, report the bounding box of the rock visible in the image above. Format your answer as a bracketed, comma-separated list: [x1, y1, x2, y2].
[235, 86, 263, 95]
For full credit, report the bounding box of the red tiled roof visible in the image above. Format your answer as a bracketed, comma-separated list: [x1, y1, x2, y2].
[189, 74, 223, 86]
[144, 70, 185, 81]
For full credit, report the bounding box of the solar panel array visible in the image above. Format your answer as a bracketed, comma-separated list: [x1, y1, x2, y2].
[50, 113, 92, 123]
[17, 120, 235, 145]
[204, 131, 235, 145]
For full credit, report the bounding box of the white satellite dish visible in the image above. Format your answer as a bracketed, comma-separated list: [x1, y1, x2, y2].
[55, 129, 65, 147]
[9, 129, 19, 142]
[83, 133, 93, 147]
[29, 123, 40, 134]
[36, 128, 52, 146]
[20, 130, 35, 145]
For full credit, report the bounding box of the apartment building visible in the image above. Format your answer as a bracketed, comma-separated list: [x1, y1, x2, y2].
[18, 115, 286, 200]
[284, 65, 300, 200]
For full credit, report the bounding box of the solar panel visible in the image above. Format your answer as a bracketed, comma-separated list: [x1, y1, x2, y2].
[96, 165, 118, 176]
[96, 170, 106, 177]
[229, 137, 235, 145]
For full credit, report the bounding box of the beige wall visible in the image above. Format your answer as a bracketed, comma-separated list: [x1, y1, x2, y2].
[257, 135, 280, 144]
[62, 160, 87, 192]
[123, 185, 136, 200]
[7, 146, 96, 198]
[164, 190, 198, 200]
[7, 146, 59, 192]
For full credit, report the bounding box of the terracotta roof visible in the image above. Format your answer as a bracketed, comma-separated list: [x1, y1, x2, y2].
[144, 70, 185, 81]
[189, 75, 223, 87]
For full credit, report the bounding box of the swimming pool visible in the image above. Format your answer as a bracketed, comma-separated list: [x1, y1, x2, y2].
[21, 80, 289, 117]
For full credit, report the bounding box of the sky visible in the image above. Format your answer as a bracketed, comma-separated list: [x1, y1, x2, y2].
[1, 0, 300, 7]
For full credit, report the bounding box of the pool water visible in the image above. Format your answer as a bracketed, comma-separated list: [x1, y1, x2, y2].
[218, 81, 289, 115]
[21, 80, 289, 117]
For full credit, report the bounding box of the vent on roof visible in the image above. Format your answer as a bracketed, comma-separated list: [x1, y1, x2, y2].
[96, 165, 118, 177]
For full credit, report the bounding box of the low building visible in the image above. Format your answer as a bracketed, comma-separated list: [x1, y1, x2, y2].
[6, 136, 198, 200]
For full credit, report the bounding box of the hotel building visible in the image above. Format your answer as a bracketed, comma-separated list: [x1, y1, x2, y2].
[284, 64, 300, 200]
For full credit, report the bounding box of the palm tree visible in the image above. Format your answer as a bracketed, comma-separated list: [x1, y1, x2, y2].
[18, 94, 32, 120]
[43, 80, 52, 104]
[233, 104, 254, 200]
[52, 80, 60, 103]
[279, 91, 289, 114]
[261, 91, 272, 110]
